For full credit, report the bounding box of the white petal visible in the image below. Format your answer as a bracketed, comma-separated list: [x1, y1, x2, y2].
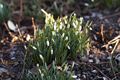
[67, 45, 70, 50]
[0, 4, 3, 8]
[60, 23, 63, 30]
[7, 20, 17, 32]
[54, 22, 57, 30]
[72, 75, 77, 78]
[51, 49, 53, 55]
[61, 33, 65, 38]
[46, 40, 50, 46]
[65, 36, 68, 41]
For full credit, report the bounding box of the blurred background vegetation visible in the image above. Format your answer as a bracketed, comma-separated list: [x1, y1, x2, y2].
[1, 0, 120, 22]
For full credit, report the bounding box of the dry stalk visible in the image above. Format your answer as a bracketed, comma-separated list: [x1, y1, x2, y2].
[100, 24, 105, 42]
[102, 35, 120, 78]
[102, 35, 120, 54]
[32, 17, 37, 39]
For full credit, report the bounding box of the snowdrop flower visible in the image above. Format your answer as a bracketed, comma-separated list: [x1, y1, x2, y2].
[38, 67, 44, 77]
[73, 22, 77, 28]
[76, 20, 78, 25]
[54, 22, 57, 30]
[46, 40, 50, 46]
[0, 4, 3, 8]
[38, 68, 41, 74]
[32, 46, 37, 50]
[37, 63, 39, 67]
[61, 33, 65, 38]
[52, 31, 56, 36]
[75, 31, 78, 35]
[39, 54, 44, 63]
[79, 17, 83, 24]
[65, 36, 68, 41]
[7, 20, 17, 32]
[26, 34, 31, 41]
[52, 38, 55, 43]
[63, 16, 68, 24]
[72, 75, 77, 79]
[67, 24, 70, 29]
[60, 23, 63, 30]
[67, 45, 70, 50]
[79, 26, 82, 31]
[51, 49, 53, 55]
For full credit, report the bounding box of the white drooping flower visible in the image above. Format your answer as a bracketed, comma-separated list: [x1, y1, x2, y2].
[67, 45, 70, 50]
[63, 16, 68, 24]
[7, 20, 17, 32]
[46, 40, 50, 46]
[26, 34, 31, 41]
[32, 46, 37, 50]
[36, 63, 39, 67]
[54, 22, 57, 30]
[79, 26, 82, 31]
[52, 38, 55, 42]
[61, 33, 65, 38]
[38, 68, 42, 74]
[52, 31, 56, 36]
[73, 22, 77, 28]
[75, 31, 78, 35]
[65, 36, 68, 41]
[51, 49, 53, 55]
[67, 24, 70, 29]
[60, 23, 63, 30]
[0, 4, 3, 8]
[39, 54, 44, 62]
[76, 20, 78, 25]
[79, 17, 83, 24]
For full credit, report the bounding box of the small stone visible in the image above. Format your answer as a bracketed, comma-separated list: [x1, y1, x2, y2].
[5, 78, 11, 80]
[95, 57, 100, 64]
[89, 54, 94, 58]
[11, 57, 16, 60]
[103, 77, 107, 80]
[92, 70, 97, 73]
[108, 45, 112, 49]
[0, 68, 8, 75]
[81, 56, 88, 62]
[82, 75, 86, 78]
[107, 56, 111, 60]
[89, 59, 93, 63]
[84, 16, 90, 19]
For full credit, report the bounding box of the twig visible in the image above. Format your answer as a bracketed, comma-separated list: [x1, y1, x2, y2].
[109, 39, 119, 77]
[103, 12, 120, 19]
[102, 35, 120, 52]
[111, 39, 119, 54]
[103, 35, 120, 79]
[88, 64, 111, 80]
[32, 17, 37, 39]
[16, 25, 22, 38]
[100, 24, 104, 42]
[19, 45, 27, 80]
[77, 62, 111, 79]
